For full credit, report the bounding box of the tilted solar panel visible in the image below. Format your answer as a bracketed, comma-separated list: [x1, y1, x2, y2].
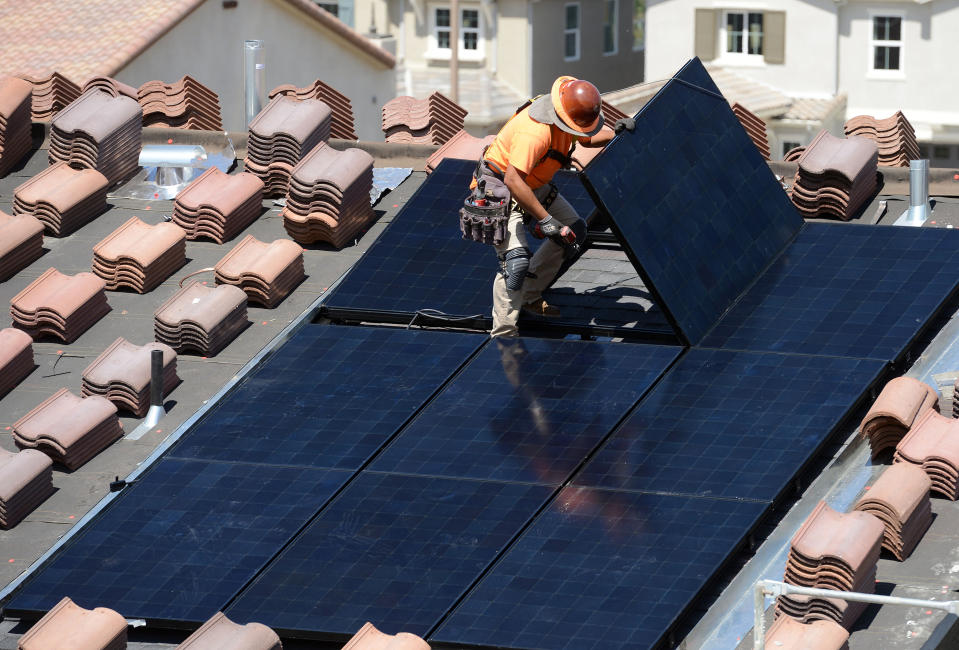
[575, 348, 886, 501]
[701, 222, 959, 361]
[431, 487, 767, 650]
[370, 338, 680, 483]
[226, 473, 552, 639]
[582, 57, 803, 345]
[169, 325, 485, 469]
[5, 459, 353, 623]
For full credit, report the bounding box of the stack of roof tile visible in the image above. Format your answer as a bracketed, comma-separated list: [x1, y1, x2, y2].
[281, 142, 374, 247]
[600, 100, 629, 124]
[0, 327, 35, 397]
[0, 76, 35, 176]
[48, 89, 142, 185]
[895, 409, 959, 499]
[765, 616, 849, 650]
[859, 376, 939, 458]
[342, 622, 431, 650]
[789, 130, 878, 221]
[270, 79, 358, 140]
[177, 611, 281, 650]
[82, 337, 179, 417]
[246, 95, 331, 196]
[214, 235, 305, 308]
[18, 597, 127, 650]
[13, 162, 109, 236]
[172, 168, 264, 243]
[10, 268, 110, 343]
[854, 462, 932, 561]
[16, 72, 81, 121]
[0, 211, 44, 281]
[844, 112, 919, 167]
[783, 146, 806, 162]
[954, 376, 959, 418]
[139, 76, 223, 130]
[777, 501, 884, 629]
[0, 448, 53, 529]
[155, 282, 248, 356]
[92, 217, 187, 292]
[381, 92, 466, 145]
[731, 102, 770, 160]
[82, 75, 139, 100]
[425, 130, 495, 173]
[13, 389, 123, 470]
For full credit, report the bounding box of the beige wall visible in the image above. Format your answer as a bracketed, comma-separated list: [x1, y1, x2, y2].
[118, 0, 395, 140]
[531, 0, 644, 94]
[497, 0, 531, 95]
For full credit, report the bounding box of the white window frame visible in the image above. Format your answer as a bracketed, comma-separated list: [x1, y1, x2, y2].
[720, 10, 764, 63]
[426, 4, 485, 61]
[868, 11, 905, 79]
[603, 0, 618, 55]
[564, 3, 581, 62]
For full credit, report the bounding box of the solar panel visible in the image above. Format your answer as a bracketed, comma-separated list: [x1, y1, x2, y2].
[370, 339, 680, 483]
[582, 57, 802, 345]
[169, 326, 485, 469]
[5, 459, 353, 623]
[431, 486, 767, 650]
[575, 348, 886, 501]
[701, 222, 959, 361]
[225, 473, 552, 639]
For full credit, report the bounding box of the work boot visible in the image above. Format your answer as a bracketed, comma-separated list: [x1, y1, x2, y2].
[523, 298, 560, 317]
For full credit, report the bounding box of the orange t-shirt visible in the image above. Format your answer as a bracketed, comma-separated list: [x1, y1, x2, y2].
[483, 107, 588, 189]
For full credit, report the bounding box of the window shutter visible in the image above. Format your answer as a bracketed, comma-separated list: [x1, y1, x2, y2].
[764, 11, 785, 64]
[694, 8, 717, 61]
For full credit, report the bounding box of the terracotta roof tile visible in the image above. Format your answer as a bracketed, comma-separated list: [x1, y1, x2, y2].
[764, 616, 849, 650]
[13, 162, 110, 236]
[139, 76, 223, 131]
[382, 93, 466, 145]
[15, 72, 81, 121]
[214, 235, 305, 308]
[154, 281, 248, 356]
[789, 130, 879, 221]
[10, 268, 110, 343]
[844, 111, 920, 168]
[0, 76, 35, 174]
[270, 79, 358, 140]
[0, 447, 53, 529]
[425, 130, 494, 174]
[82, 75, 138, 101]
[176, 611, 281, 650]
[172, 168, 265, 243]
[81, 337, 180, 417]
[860, 376, 939, 458]
[92, 217, 187, 292]
[0, 326, 35, 397]
[342, 622, 430, 650]
[0, 211, 44, 281]
[854, 462, 932, 560]
[895, 409, 959, 499]
[18, 596, 127, 650]
[731, 102, 770, 160]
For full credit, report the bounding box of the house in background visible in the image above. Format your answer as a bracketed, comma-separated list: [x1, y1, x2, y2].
[642, 0, 959, 165]
[0, 0, 396, 140]
[353, 0, 647, 133]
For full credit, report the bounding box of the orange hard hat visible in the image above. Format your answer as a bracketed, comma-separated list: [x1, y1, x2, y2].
[551, 76, 603, 136]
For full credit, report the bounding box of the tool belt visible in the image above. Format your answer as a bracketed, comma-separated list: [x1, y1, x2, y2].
[460, 155, 511, 246]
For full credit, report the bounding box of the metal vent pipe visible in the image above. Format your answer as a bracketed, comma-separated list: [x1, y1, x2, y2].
[244, 39, 265, 126]
[908, 158, 931, 223]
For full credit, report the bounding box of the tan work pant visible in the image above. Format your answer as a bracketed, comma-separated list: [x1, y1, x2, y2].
[491, 186, 580, 338]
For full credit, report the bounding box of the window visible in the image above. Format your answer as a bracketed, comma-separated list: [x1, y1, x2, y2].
[725, 11, 763, 56]
[633, 0, 644, 50]
[317, 2, 338, 17]
[603, 0, 618, 55]
[564, 3, 580, 61]
[431, 6, 483, 57]
[933, 145, 952, 160]
[871, 15, 902, 71]
[782, 141, 801, 158]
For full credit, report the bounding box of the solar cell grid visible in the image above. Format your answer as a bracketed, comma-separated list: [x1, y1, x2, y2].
[5, 459, 352, 623]
[701, 222, 959, 360]
[370, 338, 680, 483]
[226, 473, 552, 639]
[169, 326, 485, 469]
[582, 57, 802, 345]
[431, 486, 767, 650]
[575, 348, 886, 501]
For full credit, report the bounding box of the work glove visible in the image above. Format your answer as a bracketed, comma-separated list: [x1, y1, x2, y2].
[614, 117, 636, 134]
[531, 215, 562, 239]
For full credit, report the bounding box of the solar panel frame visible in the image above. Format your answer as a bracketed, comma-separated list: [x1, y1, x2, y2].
[369, 338, 681, 484]
[581, 57, 803, 346]
[430, 486, 768, 650]
[574, 347, 888, 502]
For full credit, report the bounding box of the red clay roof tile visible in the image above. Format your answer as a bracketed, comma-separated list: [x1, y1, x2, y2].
[18, 596, 127, 650]
[176, 611, 281, 650]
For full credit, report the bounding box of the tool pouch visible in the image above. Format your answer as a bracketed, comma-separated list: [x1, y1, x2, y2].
[460, 158, 511, 246]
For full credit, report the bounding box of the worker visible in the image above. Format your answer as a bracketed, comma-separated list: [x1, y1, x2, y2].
[470, 75, 630, 338]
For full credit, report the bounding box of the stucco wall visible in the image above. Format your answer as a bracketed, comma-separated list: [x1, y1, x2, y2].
[497, 0, 531, 95]
[839, 0, 959, 142]
[531, 0, 644, 93]
[117, 0, 395, 140]
[646, 0, 837, 96]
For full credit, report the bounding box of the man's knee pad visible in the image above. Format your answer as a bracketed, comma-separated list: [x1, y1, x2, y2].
[503, 247, 530, 291]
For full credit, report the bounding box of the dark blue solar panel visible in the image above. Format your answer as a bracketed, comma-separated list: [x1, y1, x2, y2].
[431, 487, 767, 650]
[5, 459, 352, 622]
[226, 473, 552, 638]
[370, 339, 679, 483]
[701, 222, 959, 360]
[575, 348, 886, 501]
[169, 326, 485, 469]
[323, 159, 597, 323]
[582, 57, 802, 345]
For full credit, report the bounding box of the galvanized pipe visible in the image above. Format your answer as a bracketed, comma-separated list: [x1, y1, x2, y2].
[909, 158, 930, 222]
[244, 39, 265, 125]
[753, 580, 959, 649]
